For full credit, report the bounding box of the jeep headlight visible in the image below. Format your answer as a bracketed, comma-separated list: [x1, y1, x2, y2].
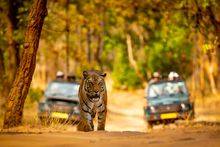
[150, 106, 156, 113]
[39, 103, 50, 112]
[181, 103, 189, 110]
[73, 106, 80, 114]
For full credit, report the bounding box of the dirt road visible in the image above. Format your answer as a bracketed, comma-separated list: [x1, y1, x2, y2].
[1, 125, 220, 147]
[1, 90, 220, 147]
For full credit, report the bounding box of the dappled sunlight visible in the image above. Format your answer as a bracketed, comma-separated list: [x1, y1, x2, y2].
[1, 89, 220, 147]
[0, 0, 220, 146]
[1, 89, 220, 133]
[194, 93, 220, 122]
[106, 89, 146, 132]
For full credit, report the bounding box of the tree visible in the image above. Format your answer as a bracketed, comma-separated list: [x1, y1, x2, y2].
[0, 0, 25, 106]
[3, 0, 47, 129]
[0, 48, 5, 101]
[24, 0, 220, 92]
[184, 0, 220, 95]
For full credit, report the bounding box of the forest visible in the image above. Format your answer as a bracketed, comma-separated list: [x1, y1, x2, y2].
[0, 0, 220, 128]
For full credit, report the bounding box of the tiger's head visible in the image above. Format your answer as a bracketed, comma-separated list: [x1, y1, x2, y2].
[82, 70, 107, 102]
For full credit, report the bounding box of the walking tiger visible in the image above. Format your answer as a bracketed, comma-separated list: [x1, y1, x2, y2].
[77, 70, 107, 131]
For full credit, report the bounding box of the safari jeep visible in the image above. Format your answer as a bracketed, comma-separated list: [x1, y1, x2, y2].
[144, 79, 194, 128]
[38, 80, 80, 124]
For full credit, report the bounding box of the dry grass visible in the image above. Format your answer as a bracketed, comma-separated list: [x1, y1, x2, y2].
[195, 93, 220, 108]
[194, 93, 220, 122]
[0, 90, 220, 133]
[0, 102, 77, 133]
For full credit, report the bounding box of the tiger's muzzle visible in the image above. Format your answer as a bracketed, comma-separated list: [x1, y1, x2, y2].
[87, 93, 100, 102]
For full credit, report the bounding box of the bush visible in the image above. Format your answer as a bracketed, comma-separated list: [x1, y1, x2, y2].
[26, 87, 43, 104]
[113, 67, 142, 90]
[112, 45, 142, 90]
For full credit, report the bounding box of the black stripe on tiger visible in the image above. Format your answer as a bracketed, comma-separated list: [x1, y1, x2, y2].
[82, 108, 91, 114]
[97, 103, 103, 108]
[86, 94, 93, 102]
[82, 97, 91, 109]
[98, 109, 106, 114]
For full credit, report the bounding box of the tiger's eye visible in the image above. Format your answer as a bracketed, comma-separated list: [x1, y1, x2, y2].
[88, 79, 93, 83]
[89, 82, 93, 86]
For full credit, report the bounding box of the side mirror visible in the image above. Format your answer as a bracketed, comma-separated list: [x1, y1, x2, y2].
[38, 102, 44, 106]
[188, 93, 191, 99]
[144, 96, 148, 99]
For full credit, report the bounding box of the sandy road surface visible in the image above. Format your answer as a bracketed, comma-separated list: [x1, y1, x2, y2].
[0, 125, 220, 147]
[1, 90, 220, 147]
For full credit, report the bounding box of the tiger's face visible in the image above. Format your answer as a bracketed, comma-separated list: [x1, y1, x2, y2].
[83, 70, 107, 102]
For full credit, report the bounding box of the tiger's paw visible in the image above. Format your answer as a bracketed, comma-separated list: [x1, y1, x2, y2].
[77, 122, 94, 132]
[97, 125, 105, 131]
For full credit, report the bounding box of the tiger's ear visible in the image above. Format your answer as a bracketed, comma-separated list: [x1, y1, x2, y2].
[83, 71, 88, 78]
[101, 73, 107, 78]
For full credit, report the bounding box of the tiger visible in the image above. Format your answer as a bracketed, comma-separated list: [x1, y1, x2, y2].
[77, 70, 107, 132]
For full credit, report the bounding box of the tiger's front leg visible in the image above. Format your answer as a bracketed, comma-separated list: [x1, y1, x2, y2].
[77, 109, 94, 132]
[97, 108, 107, 130]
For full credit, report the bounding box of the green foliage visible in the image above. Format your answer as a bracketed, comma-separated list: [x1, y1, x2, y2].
[1, 0, 219, 91]
[113, 66, 142, 90]
[143, 11, 193, 78]
[26, 88, 43, 104]
[112, 44, 142, 89]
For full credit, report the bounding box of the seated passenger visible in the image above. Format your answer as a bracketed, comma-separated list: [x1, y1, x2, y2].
[67, 73, 76, 82]
[148, 85, 161, 97]
[168, 71, 179, 81]
[55, 71, 65, 81]
[149, 72, 161, 84]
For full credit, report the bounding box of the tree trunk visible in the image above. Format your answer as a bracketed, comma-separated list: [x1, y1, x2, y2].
[65, 0, 70, 76]
[207, 1, 220, 92]
[126, 33, 143, 80]
[206, 54, 217, 94]
[86, 27, 92, 63]
[192, 32, 200, 99]
[0, 48, 5, 106]
[96, 19, 104, 71]
[216, 43, 220, 90]
[3, 0, 47, 129]
[0, 48, 5, 77]
[74, 25, 82, 73]
[3, 0, 21, 100]
[199, 53, 205, 97]
[126, 33, 138, 72]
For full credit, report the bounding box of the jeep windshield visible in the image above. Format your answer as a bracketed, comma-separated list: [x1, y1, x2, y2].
[45, 81, 79, 98]
[147, 80, 188, 99]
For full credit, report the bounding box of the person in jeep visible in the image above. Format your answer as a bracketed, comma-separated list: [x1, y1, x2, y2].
[149, 72, 161, 84]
